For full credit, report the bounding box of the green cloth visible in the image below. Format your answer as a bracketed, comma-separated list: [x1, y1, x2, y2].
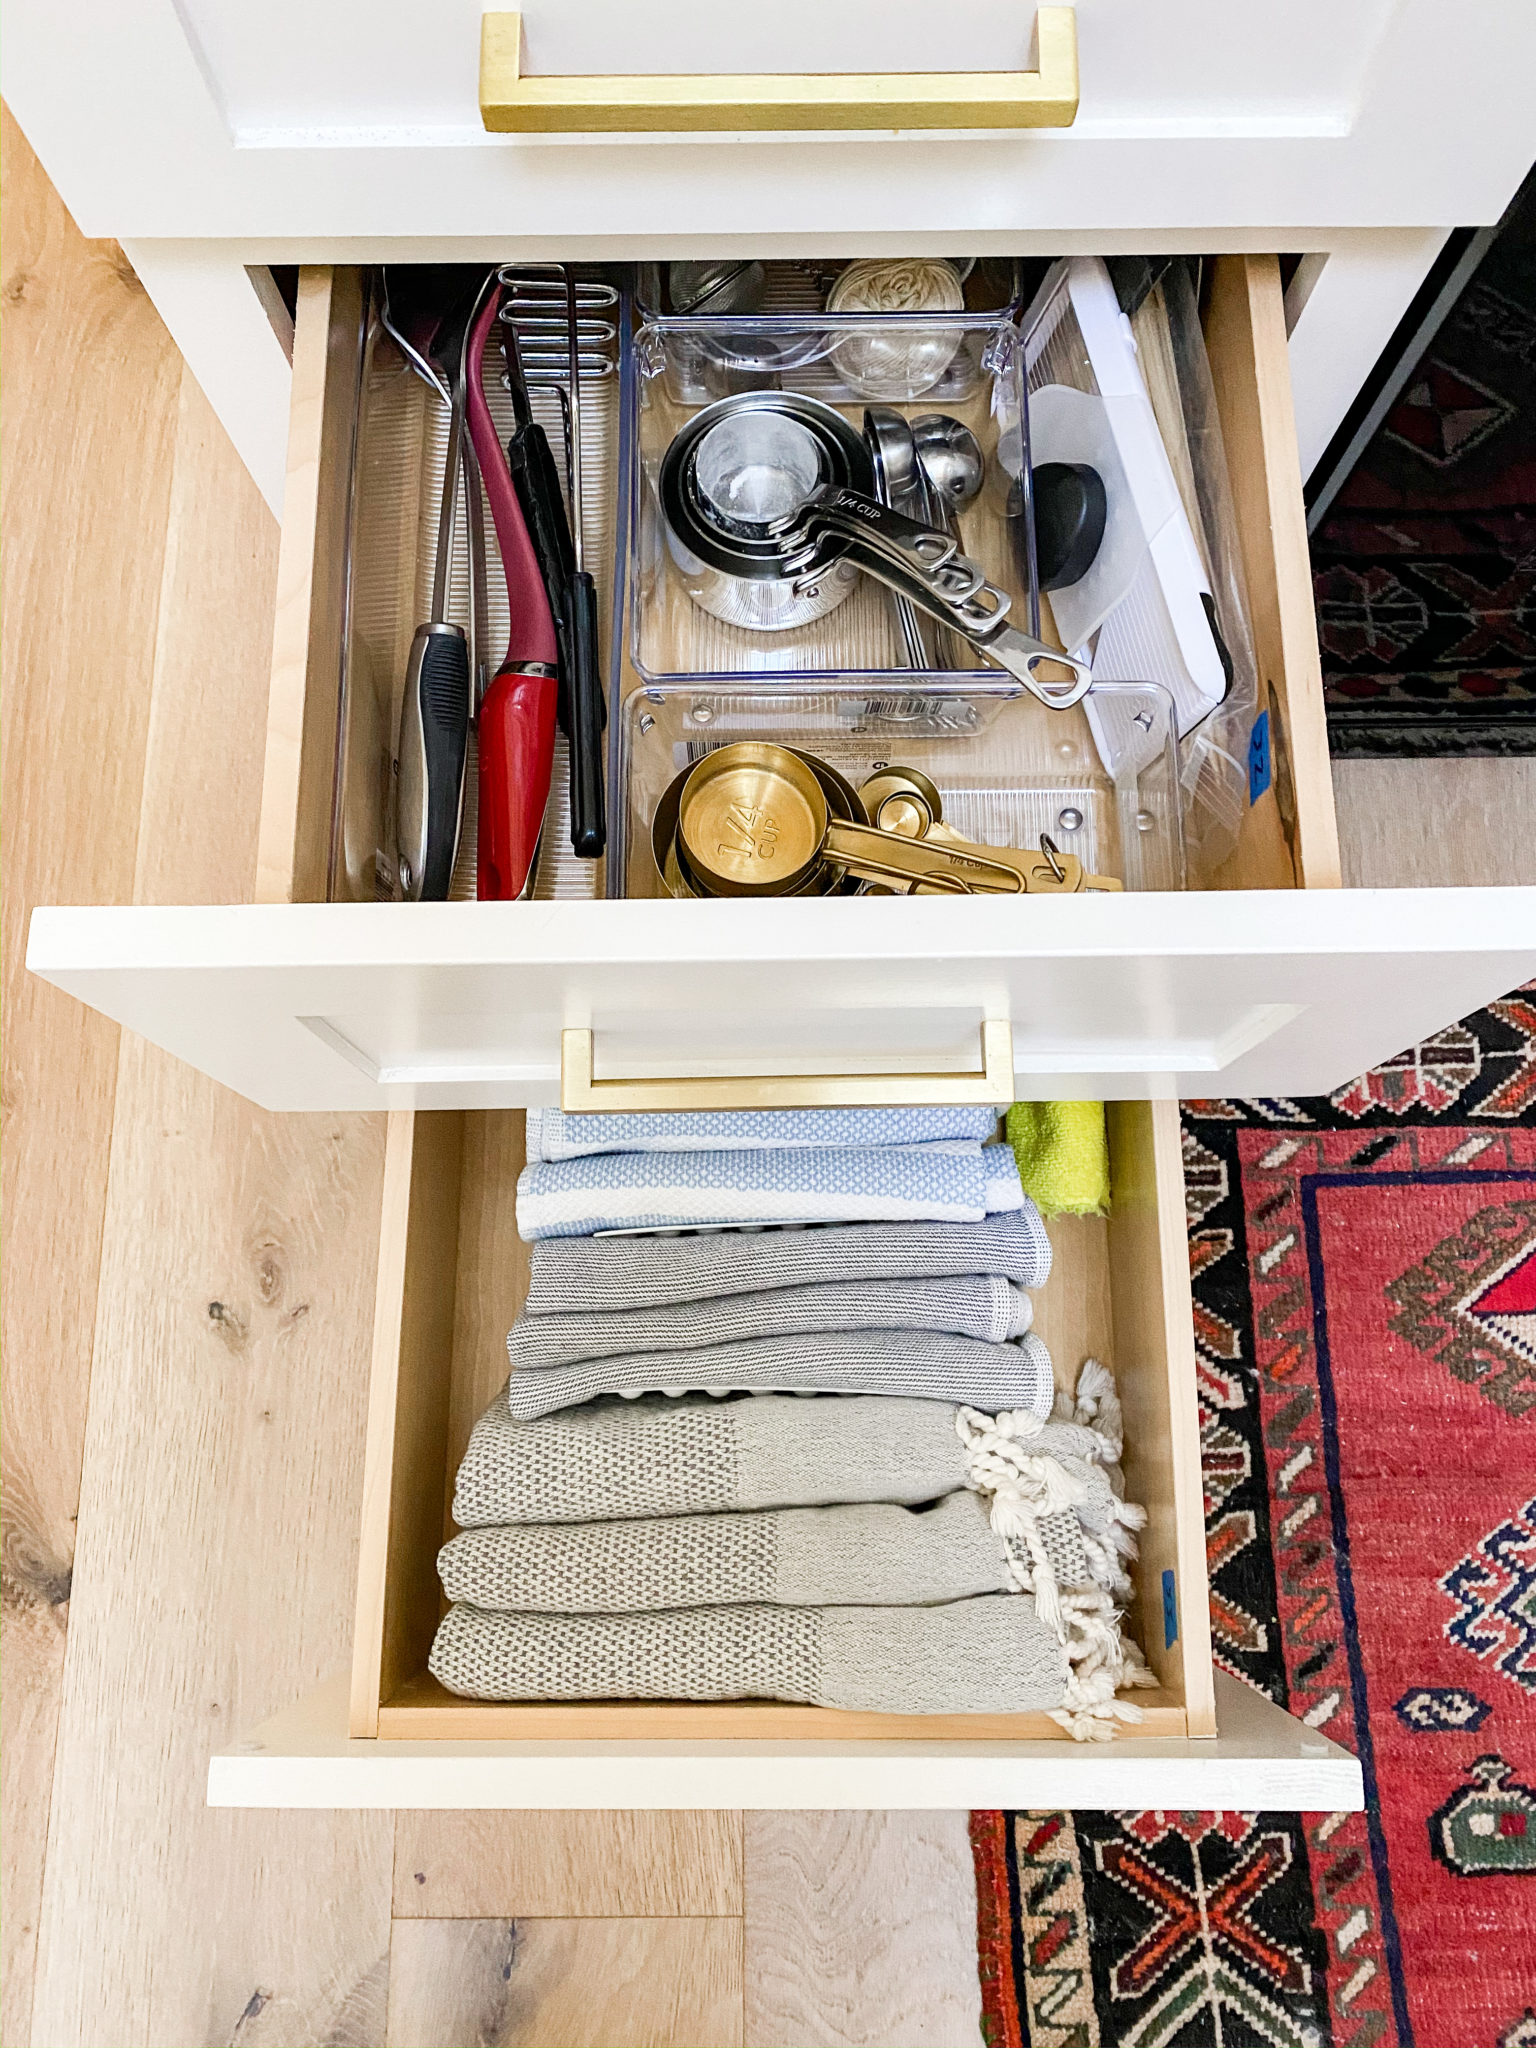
[1006, 1102, 1110, 1218]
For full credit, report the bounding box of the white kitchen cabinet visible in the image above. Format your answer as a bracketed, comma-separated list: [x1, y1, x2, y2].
[7, 1, 1536, 242]
[25, 253, 1535, 1807]
[7, 5, 1536, 505]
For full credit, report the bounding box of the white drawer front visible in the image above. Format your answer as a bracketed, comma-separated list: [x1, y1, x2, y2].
[210, 1669, 1361, 1809]
[26, 890, 1536, 1110]
[7, 1, 1536, 241]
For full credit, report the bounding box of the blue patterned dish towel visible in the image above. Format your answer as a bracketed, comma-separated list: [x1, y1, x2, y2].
[526, 1105, 1001, 1162]
[516, 1141, 1025, 1241]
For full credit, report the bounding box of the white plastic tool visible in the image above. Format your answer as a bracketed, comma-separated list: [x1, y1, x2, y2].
[1026, 383, 1144, 650]
[1024, 259, 1229, 752]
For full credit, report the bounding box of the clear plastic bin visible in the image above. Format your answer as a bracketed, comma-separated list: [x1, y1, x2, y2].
[624, 309, 1041, 687]
[614, 677, 1183, 899]
[635, 257, 1034, 321]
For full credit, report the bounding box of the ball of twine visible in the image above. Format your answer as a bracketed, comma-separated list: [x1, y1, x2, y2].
[827, 259, 966, 401]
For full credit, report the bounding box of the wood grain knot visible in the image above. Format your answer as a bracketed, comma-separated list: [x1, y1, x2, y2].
[2, 1524, 73, 1615]
[207, 1300, 249, 1351]
[254, 1248, 285, 1304]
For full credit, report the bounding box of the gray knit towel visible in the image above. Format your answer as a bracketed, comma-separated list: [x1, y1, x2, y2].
[428, 1594, 1067, 1714]
[524, 1204, 1056, 1318]
[439, 1490, 1007, 1613]
[503, 1329, 1056, 1421]
[453, 1392, 975, 1529]
[508, 1275, 1034, 1375]
[523, 1211, 1052, 1317]
[954, 1361, 1159, 1739]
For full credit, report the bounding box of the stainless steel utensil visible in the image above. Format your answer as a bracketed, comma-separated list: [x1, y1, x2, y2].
[658, 391, 873, 632]
[772, 486, 1092, 707]
[658, 395, 1091, 702]
[863, 407, 933, 668]
[909, 414, 985, 668]
[394, 276, 493, 901]
[910, 414, 986, 525]
[667, 260, 766, 316]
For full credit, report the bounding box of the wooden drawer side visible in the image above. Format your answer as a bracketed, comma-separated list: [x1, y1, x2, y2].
[1204, 254, 1341, 895]
[256, 264, 365, 907]
[349, 1108, 464, 1737]
[1107, 1099, 1217, 1737]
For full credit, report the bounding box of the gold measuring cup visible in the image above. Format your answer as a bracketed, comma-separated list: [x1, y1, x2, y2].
[858, 765, 1123, 893]
[651, 747, 864, 898]
[674, 743, 1081, 899]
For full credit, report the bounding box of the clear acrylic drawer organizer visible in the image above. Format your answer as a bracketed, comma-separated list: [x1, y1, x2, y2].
[614, 677, 1184, 899]
[623, 308, 1042, 688]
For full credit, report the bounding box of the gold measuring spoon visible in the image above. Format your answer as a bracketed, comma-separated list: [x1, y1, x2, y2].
[858, 766, 1124, 893]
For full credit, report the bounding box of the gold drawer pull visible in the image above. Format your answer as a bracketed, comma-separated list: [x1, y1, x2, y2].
[561, 1020, 1014, 1112]
[480, 11, 1078, 134]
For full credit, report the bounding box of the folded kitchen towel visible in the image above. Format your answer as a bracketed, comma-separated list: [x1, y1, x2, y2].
[507, 1274, 1034, 1374]
[526, 1105, 1002, 1161]
[438, 1489, 1006, 1613]
[453, 1391, 976, 1528]
[428, 1592, 1067, 1714]
[1006, 1101, 1111, 1218]
[955, 1359, 1158, 1739]
[515, 1143, 1024, 1241]
[522, 1213, 1050, 1321]
[503, 1328, 1056, 1421]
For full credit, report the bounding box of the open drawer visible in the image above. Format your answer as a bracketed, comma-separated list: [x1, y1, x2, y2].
[209, 1096, 1363, 1808]
[27, 257, 1536, 1110]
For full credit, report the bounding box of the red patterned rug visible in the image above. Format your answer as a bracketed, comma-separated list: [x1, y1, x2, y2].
[973, 985, 1536, 2048]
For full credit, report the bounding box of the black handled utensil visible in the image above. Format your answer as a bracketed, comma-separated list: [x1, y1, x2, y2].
[386, 270, 496, 901]
[395, 319, 470, 901]
[499, 275, 606, 860]
[560, 267, 606, 860]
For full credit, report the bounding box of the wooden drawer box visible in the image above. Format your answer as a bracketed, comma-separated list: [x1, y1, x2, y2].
[30, 258, 1531, 1117]
[357, 1099, 1205, 1748]
[210, 1092, 1363, 1806]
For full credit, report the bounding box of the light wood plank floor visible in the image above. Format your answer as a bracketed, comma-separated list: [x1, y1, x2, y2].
[5, 103, 1534, 2048]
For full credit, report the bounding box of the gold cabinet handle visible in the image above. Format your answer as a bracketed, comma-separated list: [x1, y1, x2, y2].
[481, 10, 1077, 134]
[561, 1020, 1014, 1112]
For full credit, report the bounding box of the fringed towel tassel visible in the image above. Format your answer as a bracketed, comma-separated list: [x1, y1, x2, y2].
[958, 1359, 1157, 1742]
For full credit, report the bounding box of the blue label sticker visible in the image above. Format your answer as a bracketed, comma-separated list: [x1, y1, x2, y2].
[1248, 709, 1272, 805]
[1162, 1568, 1179, 1649]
